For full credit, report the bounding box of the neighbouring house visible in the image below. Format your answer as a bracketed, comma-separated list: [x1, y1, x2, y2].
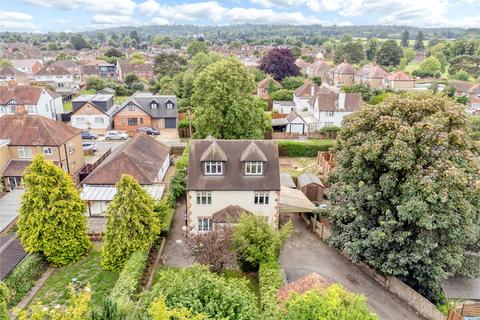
[79, 65, 99, 82]
[98, 63, 117, 79]
[328, 61, 356, 87]
[271, 117, 289, 133]
[241, 56, 259, 67]
[0, 86, 64, 120]
[186, 138, 281, 233]
[0, 114, 85, 190]
[272, 101, 298, 114]
[305, 60, 330, 80]
[450, 80, 480, 111]
[70, 102, 115, 135]
[112, 92, 178, 134]
[34, 65, 75, 90]
[285, 111, 317, 134]
[277, 273, 333, 302]
[10, 59, 43, 75]
[383, 71, 415, 90]
[72, 93, 114, 112]
[116, 59, 154, 81]
[52, 60, 80, 78]
[98, 87, 116, 95]
[297, 172, 325, 202]
[80, 133, 170, 216]
[355, 64, 388, 89]
[0, 66, 29, 85]
[293, 81, 320, 111]
[295, 58, 310, 74]
[256, 77, 282, 100]
[415, 50, 427, 62]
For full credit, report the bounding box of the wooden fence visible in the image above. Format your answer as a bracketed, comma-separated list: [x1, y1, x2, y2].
[447, 302, 480, 320]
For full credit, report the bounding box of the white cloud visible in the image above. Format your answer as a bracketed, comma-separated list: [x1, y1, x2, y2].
[224, 8, 321, 25]
[91, 14, 138, 27]
[138, 0, 162, 15]
[0, 11, 37, 31]
[49, 18, 68, 24]
[152, 17, 169, 25]
[22, 0, 136, 15]
[138, 1, 226, 21]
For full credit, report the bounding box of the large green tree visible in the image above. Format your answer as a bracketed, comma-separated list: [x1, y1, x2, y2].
[17, 155, 91, 266]
[102, 175, 161, 271]
[192, 58, 267, 139]
[187, 40, 208, 57]
[328, 93, 480, 302]
[401, 29, 409, 48]
[414, 31, 425, 50]
[334, 40, 365, 64]
[153, 53, 187, 78]
[375, 40, 403, 67]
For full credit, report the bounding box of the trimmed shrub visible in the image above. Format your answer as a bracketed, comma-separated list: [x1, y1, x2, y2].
[3, 253, 47, 307]
[155, 196, 175, 236]
[169, 145, 189, 205]
[278, 140, 335, 157]
[110, 250, 148, 304]
[259, 262, 282, 320]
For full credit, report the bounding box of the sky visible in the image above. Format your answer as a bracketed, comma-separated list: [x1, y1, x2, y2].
[0, 0, 479, 33]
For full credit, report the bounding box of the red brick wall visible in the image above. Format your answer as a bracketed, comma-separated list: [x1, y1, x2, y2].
[113, 107, 152, 135]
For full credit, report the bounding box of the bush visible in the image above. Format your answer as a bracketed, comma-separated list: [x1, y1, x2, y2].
[110, 250, 148, 305]
[0, 282, 7, 320]
[169, 145, 189, 205]
[259, 262, 282, 320]
[318, 126, 340, 133]
[154, 196, 175, 236]
[278, 140, 335, 157]
[3, 253, 47, 307]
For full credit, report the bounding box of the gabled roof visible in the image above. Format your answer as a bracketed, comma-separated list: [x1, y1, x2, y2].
[82, 133, 170, 185]
[469, 84, 480, 94]
[240, 141, 267, 162]
[0, 114, 81, 146]
[10, 59, 42, 69]
[307, 59, 330, 71]
[79, 65, 98, 76]
[449, 80, 476, 93]
[35, 65, 71, 76]
[0, 66, 27, 77]
[257, 77, 281, 89]
[294, 81, 319, 98]
[357, 64, 388, 79]
[52, 60, 79, 69]
[0, 86, 46, 105]
[187, 139, 280, 191]
[200, 141, 228, 162]
[212, 205, 253, 223]
[114, 92, 178, 119]
[295, 58, 310, 69]
[332, 61, 355, 74]
[280, 172, 296, 188]
[277, 273, 333, 302]
[297, 172, 324, 188]
[387, 71, 413, 81]
[72, 101, 109, 116]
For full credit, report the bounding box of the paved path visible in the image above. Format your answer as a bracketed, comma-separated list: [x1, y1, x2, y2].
[0, 189, 24, 233]
[442, 277, 480, 300]
[280, 214, 424, 320]
[161, 200, 194, 267]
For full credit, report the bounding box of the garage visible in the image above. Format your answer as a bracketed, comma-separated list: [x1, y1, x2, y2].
[165, 118, 177, 128]
[289, 123, 305, 134]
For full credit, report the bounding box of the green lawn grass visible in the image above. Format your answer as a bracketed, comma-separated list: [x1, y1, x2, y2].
[29, 242, 118, 308]
[63, 100, 72, 113]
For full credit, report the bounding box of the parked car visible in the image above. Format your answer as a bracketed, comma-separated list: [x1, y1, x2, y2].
[105, 131, 129, 140]
[314, 202, 328, 209]
[82, 142, 97, 151]
[137, 127, 160, 135]
[81, 131, 98, 140]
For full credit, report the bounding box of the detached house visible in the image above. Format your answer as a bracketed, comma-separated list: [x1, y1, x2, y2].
[355, 64, 388, 89]
[34, 66, 74, 90]
[113, 92, 178, 134]
[328, 61, 356, 87]
[0, 86, 64, 120]
[450, 80, 480, 111]
[0, 67, 29, 85]
[81, 133, 170, 216]
[187, 138, 281, 233]
[305, 60, 330, 80]
[52, 60, 80, 78]
[293, 81, 319, 111]
[117, 59, 154, 81]
[70, 93, 116, 134]
[383, 71, 415, 90]
[0, 114, 85, 190]
[10, 59, 43, 75]
[256, 77, 281, 100]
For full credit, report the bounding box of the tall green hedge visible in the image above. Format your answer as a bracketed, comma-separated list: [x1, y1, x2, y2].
[278, 140, 335, 157]
[259, 261, 283, 320]
[3, 253, 47, 307]
[110, 250, 148, 304]
[169, 145, 189, 205]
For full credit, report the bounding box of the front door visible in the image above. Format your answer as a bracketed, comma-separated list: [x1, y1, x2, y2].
[8, 177, 22, 190]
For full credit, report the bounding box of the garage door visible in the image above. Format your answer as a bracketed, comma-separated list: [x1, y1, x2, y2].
[289, 123, 305, 134]
[165, 118, 177, 128]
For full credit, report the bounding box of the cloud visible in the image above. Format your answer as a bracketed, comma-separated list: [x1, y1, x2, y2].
[152, 17, 169, 25]
[22, 0, 136, 15]
[48, 18, 68, 24]
[224, 8, 321, 24]
[91, 14, 139, 27]
[0, 11, 37, 31]
[138, 1, 226, 21]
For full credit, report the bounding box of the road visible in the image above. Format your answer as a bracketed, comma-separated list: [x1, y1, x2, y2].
[279, 213, 424, 320]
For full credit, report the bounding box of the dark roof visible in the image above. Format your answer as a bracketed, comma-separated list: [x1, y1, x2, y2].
[0, 234, 28, 281]
[0, 115, 81, 146]
[240, 141, 267, 162]
[81, 133, 170, 185]
[0, 66, 20, 77]
[212, 205, 253, 223]
[114, 92, 178, 119]
[35, 65, 71, 76]
[200, 141, 228, 162]
[187, 139, 280, 191]
[0, 86, 45, 105]
[79, 65, 98, 76]
[72, 101, 109, 116]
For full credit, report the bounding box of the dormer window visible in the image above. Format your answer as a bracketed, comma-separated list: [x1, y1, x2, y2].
[151, 102, 158, 110]
[128, 104, 135, 111]
[245, 161, 263, 175]
[166, 101, 174, 109]
[205, 161, 223, 175]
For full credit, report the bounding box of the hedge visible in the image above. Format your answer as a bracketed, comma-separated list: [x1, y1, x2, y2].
[277, 140, 335, 157]
[169, 145, 189, 205]
[155, 196, 175, 236]
[3, 253, 47, 307]
[259, 261, 283, 320]
[110, 250, 148, 304]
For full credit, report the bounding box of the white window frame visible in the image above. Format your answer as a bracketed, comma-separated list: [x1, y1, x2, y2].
[204, 161, 223, 175]
[27, 105, 36, 114]
[151, 102, 158, 110]
[196, 192, 212, 205]
[254, 192, 269, 205]
[326, 111, 334, 117]
[128, 104, 135, 111]
[43, 147, 53, 156]
[68, 143, 75, 155]
[95, 117, 104, 124]
[166, 102, 174, 109]
[245, 161, 263, 175]
[18, 146, 33, 159]
[198, 217, 213, 231]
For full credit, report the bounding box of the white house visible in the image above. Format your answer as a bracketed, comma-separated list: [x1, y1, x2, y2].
[70, 102, 115, 135]
[34, 66, 75, 90]
[0, 86, 64, 120]
[311, 89, 362, 129]
[186, 138, 281, 233]
[10, 59, 43, 75]
[285, 111, 317, 134]
[80, 133, 170, 216]
[293, 81, 318, 111]
[272, 101, 298, 114]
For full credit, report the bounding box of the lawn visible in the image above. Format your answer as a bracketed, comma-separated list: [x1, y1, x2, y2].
[29, 242, 118, 308]
[280, 157, 319, 177]
[63, 100, 72, 113]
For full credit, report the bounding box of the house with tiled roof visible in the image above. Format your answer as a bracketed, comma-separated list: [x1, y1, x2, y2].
[256, 77, 282, 100]
[116, 59, 154, 81]
[52, 60, 80, 78]
[186, 138, 281, 233]
[305, 60, 330, 80]
[34, 65, 75, 90]
[355, 64, 388, 89]
[383, 71, 415, 90]
[0, 66, 29, 85]
[293, 81, 320, 110]
[80, 133, 170, 216]
[328, 61, 356, 87]
[0, 86, 64, 120]
[450, 80, 480, 111]
[0, 114, 85, 190]
[10, 59, 43, 75]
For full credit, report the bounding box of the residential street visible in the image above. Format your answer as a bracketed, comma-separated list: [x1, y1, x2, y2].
[280, 214, 424, 320]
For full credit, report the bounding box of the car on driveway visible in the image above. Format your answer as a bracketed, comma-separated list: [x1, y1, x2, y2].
[137, 126, 160, 136]
[82, 142, 97, 151]
[105, 131, 129, 140]
[81, 131, 98, 140]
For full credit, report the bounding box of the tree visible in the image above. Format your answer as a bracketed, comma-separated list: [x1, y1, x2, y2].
[187, 40, 208, 57]
[417, 56, 441, 77]
[365, 38, 379, 61]
[192, 58, 267, 139]
[401, 29, 409, 48]
[334, 40, 365, 64]
[259, 48, 299, 81]
[375, 40, 403, 67]
[154, 53, 187, 78]
[328, 93, 480, 302]
[0, 283, 7, 320]
[342, 83, 373, 102]
[104, 48, 124, 58]
[17, 155, 91, 266]
[149, 295, 207, 320]
[322, 40, 334, 58]
[102, 175, 161, 271]
[86, 76, 106, 91]
[312, 76, 322, 86]
[189, 51, 223, 74]
[281, 76, 305, 90]
[130, 52, 145, 64]
[453, 70, 469, 81]
[283, 285, 378, 320]
[414, 31, 425, 50]
[233, 215, 292, 271]
[269, 89, 294, 101]
[70, 34, 89, 50]
[449, 55, 480, 78]
[0, 59, 12, 67]
[124, 73, 140, 87]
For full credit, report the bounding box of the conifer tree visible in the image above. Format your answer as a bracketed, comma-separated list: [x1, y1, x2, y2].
[17, 155, 91, 266]
[102, 175, 161, 271]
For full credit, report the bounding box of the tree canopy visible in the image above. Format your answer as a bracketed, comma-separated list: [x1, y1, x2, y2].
[375, 40, 403, 67]
[334, 40, 365, 64]
[154, 53, 187, 78]
[328, 93, 480, 302]
[259, 48, 299, 81]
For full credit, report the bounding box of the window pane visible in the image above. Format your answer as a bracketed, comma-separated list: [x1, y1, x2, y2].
[265, 194, 269, 205]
